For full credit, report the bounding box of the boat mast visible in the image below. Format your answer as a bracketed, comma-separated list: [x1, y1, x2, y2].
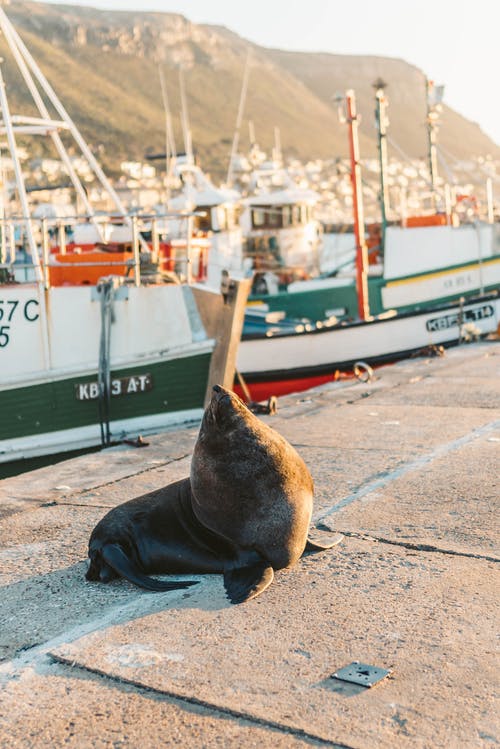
[178, 68, 193, 164]
[345, 90, 370, 320]
[158, 64, 177, 201]
[0, 10, 101, 235]
[0, 65, 40, 279]
[373, 78, 389, 252]
[425, 78, 444, 204]
[0, 8, 149, 251]
[226, 52, 251, 188]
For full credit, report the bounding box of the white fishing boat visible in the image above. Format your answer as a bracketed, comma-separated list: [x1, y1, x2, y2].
[236, 293, 500, 400]
[234, 90, 500, 401]
[0, 9, 217, 469]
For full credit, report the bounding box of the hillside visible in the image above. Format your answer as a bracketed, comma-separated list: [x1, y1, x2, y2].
[0, 0, 497, 179]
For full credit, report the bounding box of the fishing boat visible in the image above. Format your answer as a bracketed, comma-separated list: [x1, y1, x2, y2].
[236, 293, 500, 400]
[232, 82, 499, 325]
[234, 90, 500, 401]
[0, 9, 218, 468]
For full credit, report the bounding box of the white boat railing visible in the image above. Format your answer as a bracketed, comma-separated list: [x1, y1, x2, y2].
[0, 211, 205, 288]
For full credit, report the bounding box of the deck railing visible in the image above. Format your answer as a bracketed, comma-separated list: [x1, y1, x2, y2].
[0, 211, 204, 288]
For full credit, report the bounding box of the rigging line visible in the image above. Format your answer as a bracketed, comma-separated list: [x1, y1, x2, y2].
[227, 51, 252, 188]
[435, 146, 455, 183]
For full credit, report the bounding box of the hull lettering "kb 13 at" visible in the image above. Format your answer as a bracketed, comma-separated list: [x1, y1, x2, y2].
[426, 305, 494, 332]
[75, 374, 153, 401]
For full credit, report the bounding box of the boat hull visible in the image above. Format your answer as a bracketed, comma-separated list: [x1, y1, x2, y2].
[236, 294, 500, 400]
[0, 282, 215, 467]
[0, 349, 212, 467]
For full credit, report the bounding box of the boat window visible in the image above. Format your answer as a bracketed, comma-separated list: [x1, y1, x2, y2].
[194, 206, 213, 232]
[282, 205, 293, 227]
[251, 206, 286, 229]
[268, 207, 282, 228]
[216, 206, 227, 232]
[292, 205, 301, 225]
[252, 208, 266, 228]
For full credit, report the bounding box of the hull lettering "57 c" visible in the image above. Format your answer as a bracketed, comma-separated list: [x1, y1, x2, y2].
[426, 305, 494, 332]
[75, 374, 153, 401]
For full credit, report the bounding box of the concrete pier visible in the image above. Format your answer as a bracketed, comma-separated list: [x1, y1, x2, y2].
[1, 340, 499, 748]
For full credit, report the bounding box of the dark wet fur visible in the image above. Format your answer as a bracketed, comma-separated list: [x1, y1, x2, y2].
[86, 386, 340, 603]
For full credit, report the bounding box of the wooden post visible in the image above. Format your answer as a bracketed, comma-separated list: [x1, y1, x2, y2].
[192, 277, 252, 405]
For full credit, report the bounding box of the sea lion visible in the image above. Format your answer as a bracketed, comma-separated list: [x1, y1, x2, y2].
[86, 385, 340, 603]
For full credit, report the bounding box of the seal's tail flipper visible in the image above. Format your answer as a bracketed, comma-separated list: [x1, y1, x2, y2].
[100, 543, 198, 592]
[224, 551, 274, 604]
[305, 532, 344, 553]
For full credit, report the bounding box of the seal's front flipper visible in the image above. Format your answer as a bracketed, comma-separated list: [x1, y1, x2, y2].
[224, 550, 274, 604]
[99, 543, 198, 592]
[305, 532, 344, 553]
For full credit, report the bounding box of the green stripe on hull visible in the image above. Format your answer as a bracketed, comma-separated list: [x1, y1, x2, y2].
[251, 265, 500, 322]
[250, 279, 384, 320]
[0, 352, 211, 441]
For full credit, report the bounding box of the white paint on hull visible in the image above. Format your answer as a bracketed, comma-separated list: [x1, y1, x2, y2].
[0, 407, 203, 464]
[382, 258, 500, 309]
[237, 297, 500, 375]
[0, 284, 213, 387]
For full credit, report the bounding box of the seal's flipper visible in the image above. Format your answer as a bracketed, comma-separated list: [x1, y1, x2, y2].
[99, 543, 198, 592]
[305, 532, 344, 552]
[224, 551, 274, 604]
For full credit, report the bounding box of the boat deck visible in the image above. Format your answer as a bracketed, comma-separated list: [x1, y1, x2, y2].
[1, 338, 499, 747]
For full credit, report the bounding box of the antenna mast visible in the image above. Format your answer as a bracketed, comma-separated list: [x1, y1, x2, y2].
[226, 52, 251, 187]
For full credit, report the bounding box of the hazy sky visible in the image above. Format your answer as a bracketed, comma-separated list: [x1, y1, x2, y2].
[43, 0, 498, 146]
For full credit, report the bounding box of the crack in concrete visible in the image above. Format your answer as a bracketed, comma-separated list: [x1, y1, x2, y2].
[49, 655, 358, 749]
[55, 451, 193, 500]
[332, 530, 499, 564]
[314, 418, 500, 521]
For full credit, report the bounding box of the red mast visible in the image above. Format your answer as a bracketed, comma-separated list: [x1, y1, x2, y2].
[345, 90, 370, 320]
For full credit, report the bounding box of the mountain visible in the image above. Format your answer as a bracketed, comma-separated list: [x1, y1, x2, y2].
[0, 0, 497, 179]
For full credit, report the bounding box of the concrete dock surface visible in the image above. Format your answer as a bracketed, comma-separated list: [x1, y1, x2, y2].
[0, 340, 499, 748]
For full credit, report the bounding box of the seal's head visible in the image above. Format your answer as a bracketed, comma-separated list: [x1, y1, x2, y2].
[200, 384, 250, 437]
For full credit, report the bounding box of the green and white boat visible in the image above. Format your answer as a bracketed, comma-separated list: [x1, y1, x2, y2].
[0, 8, 215, 467]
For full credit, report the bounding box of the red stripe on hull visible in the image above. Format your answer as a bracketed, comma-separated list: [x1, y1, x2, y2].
[233, 372, 355, 402]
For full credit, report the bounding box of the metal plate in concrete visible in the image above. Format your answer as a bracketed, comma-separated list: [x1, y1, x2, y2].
[50, 540, 498, 749]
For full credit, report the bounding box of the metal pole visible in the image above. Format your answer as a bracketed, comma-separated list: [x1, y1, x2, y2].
[58, 221, 66, 255]
[444, 183, 452, 225]
[41, 217, 50, 290]
[179, 69, 193, 164]
[227, 52, 251, 187]
[345, 90, 370, 321]
[486, 178, 494, 224]
[0, 219, 5, 264]
[0, 65, 41, 279]
[132, 215, 141, 287]
[0, 9, 149, 251]
[373, 80, 389, 252]
[159, 64, 177, 201]
[186, 214, 193, 284]
[0, 12, 103, 238]
[9, 223, 15, 264]
[151, 217, 159, 264]
[426, 79, 440, 203]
